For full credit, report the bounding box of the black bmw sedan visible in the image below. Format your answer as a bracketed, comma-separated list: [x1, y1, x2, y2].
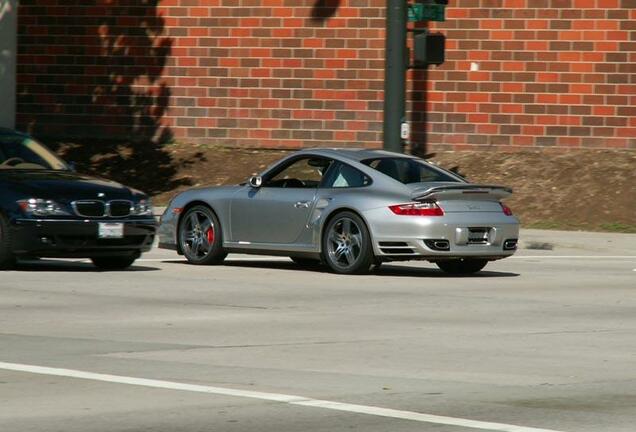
[0, 129, 156, 270]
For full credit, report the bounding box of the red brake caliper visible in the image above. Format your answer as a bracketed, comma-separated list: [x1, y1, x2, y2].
[206, 226, 215, 244]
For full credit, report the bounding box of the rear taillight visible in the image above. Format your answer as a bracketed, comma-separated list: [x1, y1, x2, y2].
[389, 202, 444, 216]
[501, 203, 513, 216]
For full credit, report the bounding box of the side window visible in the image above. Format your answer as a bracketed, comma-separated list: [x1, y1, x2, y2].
[322, 162, 371, 188]
[265, 157, 332, 188]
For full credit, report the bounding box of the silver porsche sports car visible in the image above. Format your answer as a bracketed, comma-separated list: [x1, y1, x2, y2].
[158, 149, 519, 274]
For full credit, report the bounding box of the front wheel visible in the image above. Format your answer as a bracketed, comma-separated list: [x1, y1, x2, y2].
[322, 211, 374, 275]
[436, 259, 488, 275]
[91, 253, 139, 270]
[179, 205, 227, 265]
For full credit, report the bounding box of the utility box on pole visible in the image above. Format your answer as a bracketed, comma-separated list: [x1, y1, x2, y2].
[0, 0, 17, 129]
[414, 31, 446, 67]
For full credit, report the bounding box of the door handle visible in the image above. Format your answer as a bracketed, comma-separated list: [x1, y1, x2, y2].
[294, 201, 311, 209]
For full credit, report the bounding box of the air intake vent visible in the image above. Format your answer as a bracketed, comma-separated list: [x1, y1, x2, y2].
[379, 241, 415, 255]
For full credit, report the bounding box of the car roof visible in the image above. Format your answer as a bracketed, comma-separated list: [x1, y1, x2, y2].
[296, 148, 418, 163]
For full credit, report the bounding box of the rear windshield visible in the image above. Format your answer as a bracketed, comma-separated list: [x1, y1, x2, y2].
[0, 136, 68, 170]
[361, 157, 459, 184]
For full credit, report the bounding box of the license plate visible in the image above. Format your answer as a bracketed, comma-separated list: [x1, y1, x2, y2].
[468, 228, 490, 243]
[98, 222, 124, 239]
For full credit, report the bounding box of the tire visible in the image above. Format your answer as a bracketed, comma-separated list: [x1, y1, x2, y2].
[91, 253, 139, 270]
[436, 258, 488, 275]
[290, 256, 321, 268]
[0, 213, 16, 270]
[179, 205, 227, 265]
[322, 211, 374, 275]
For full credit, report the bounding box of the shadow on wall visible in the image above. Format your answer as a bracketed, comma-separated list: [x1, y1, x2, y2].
[18, 0, 193, 195]
[311, 0, 341, 21]
[410, 68, 429, 158]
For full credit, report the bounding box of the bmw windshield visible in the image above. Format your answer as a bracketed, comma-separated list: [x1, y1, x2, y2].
[0, 136, 69, 170]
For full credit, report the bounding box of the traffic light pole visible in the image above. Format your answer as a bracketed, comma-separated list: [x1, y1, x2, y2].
[383, 0, 407, 153]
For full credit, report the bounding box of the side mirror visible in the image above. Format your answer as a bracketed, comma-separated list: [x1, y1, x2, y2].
[68, 161, 77, 172]
[249, 175, 262, 188]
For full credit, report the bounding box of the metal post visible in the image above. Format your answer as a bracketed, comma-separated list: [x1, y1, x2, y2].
[383, 0, 407, 153]
[0, 0, 17, 129]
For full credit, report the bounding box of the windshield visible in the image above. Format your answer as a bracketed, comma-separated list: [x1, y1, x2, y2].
[0, 136, 69, 170]
[361, 157, 460, 184]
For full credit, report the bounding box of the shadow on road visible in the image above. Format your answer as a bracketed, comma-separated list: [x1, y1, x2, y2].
[211, 260, 520, 278]
[14, 259, 160, 272]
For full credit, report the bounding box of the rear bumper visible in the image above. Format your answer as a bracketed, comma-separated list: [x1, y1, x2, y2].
[365, 208, 520, 261]
[11, 218, 156, 258]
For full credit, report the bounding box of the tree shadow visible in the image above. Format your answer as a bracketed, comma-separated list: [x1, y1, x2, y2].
[17, 0, 194, 195]
[310, 0, 341, 22]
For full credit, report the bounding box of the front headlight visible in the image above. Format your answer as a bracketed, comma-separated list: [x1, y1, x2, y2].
[132, 199, 153, 216]
[18, 198, 70, 216]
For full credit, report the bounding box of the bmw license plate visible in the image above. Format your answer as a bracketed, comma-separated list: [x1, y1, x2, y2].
[98, 222, 124, 239]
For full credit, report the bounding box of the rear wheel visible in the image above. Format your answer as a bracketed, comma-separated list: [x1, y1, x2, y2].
[91, 253, 139, 270]
[179, 205, 227, 265]
[322, 211, 374, 275]
[436, 259, 488, 275]
[0, 213, 16, 270]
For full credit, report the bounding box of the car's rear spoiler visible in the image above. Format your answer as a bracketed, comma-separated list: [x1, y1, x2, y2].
[411, 184, 513, 201]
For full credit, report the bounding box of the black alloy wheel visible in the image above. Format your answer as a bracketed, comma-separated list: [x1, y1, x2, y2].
[436, 258, 488, 275]
[179, 205, 227, 265]
[0, 213, 15, 270]
[322, 211, 374, 275]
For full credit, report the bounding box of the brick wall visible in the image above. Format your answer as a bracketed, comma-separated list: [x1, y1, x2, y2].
[16, 0, 636, 150]
[419, 0, 636, 150]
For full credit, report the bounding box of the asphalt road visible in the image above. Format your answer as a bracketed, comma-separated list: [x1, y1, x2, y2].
[1, 230, 635, 432]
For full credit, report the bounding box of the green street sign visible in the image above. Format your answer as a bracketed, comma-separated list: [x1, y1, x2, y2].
[408, 3, 446, 22]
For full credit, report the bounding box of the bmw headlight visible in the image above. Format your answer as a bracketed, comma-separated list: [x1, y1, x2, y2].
[18, 198, 70, 216]
[132, 199, 153, 216]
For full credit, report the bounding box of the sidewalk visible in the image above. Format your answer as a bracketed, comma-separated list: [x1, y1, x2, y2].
[153, 207, 635, 256]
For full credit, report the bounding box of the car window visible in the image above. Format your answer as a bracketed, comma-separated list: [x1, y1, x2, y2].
[0, 136, 68, 170]
[361, 157, 458, 184]
[322, 162, 371, 188]
[265, 157, 333, 188]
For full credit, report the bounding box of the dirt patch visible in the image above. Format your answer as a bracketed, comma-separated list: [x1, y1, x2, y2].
[51, 139, 635, 233]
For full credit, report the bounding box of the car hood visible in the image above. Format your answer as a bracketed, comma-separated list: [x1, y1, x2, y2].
[0, 170, 140, 201]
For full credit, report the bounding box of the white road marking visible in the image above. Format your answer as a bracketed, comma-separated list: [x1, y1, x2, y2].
[0, 361, 564, 432]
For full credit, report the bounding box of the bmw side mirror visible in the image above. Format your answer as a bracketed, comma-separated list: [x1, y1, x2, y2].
[249, 175, 262, 188]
